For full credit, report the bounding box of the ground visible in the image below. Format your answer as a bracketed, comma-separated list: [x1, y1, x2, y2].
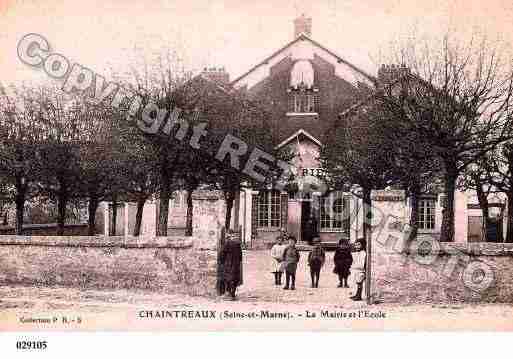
[237, 249, 362, 304]
[1, 250, 513, 331]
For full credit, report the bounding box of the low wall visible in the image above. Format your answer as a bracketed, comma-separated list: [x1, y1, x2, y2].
[0, 223, 90, 236]
[0, 235, 218, 297]
[371, 239, 513, 304]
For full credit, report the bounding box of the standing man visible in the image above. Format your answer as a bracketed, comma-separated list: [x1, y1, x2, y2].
[219, 233, 243, 300]
[282, 236, 300, 290]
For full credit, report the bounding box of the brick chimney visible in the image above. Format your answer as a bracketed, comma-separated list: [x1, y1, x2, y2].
[377, 64, 410, 85]
[294, 14, 312, 38]
[201, 66, 230, 85]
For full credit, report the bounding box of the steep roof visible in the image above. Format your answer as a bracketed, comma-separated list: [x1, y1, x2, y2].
[231, 33, 376, 90]
[275, 128, 321, 149]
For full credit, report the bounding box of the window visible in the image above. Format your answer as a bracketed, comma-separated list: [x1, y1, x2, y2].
[320, 192, 349, 232]
[289, 93, 317, 113]
[306, 94, 315, 112]
[418, 198, 436, 230]
[257, 191, 282, 228]
[294, 94, 302, 113]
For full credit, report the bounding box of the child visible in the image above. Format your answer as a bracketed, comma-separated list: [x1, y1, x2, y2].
[307, 237, 325, 288]
[333, 238, 353, 288]
[350, 238, 366, 301]
[270, 235, 288, 285]
[282, 236, 300, 290]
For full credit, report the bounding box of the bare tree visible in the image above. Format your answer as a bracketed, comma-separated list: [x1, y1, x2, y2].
[75, 101, 125, 236]
[459, 155, 501, 242]
[120, 49, 195, 236]
[321, 98, 399, 240]
[479, 144, 513, 242]
[377, 33, 513, 241]
[35, 88, 84, 235]
[0, 85, 46, 234]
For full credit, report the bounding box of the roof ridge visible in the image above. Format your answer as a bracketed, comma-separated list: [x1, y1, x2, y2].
[231, 34, 376, 87]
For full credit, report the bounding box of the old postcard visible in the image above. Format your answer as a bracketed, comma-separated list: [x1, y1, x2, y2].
[1, 0, 513, 340]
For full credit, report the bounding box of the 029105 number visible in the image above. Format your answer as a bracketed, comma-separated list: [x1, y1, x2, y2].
[16, 341, 48, 350]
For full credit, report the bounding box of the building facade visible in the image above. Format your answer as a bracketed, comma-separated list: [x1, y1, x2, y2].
[96, 15, 508, 247]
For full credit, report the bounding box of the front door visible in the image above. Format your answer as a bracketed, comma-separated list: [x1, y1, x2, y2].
[300, 200, 312, 243]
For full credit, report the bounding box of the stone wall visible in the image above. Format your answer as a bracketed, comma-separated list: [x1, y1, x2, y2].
[366, 195, 513, 304]
[371, 236, 513, 304]
[0, 235, 218, 297]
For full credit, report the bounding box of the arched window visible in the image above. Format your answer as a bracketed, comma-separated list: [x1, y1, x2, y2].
[290, 60, 314, 89]
[288, 60, 318, 114]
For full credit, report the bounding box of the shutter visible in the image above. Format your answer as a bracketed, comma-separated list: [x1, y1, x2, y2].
[280, 193, 288, 230]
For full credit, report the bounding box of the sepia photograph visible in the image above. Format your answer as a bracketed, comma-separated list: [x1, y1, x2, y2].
[1, 0, 513, 344]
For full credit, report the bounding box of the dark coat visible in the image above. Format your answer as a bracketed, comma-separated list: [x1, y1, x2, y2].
[333, 244, 353, 277]
[282, 245, 300, 273]
[220, 240, 243, 285]
[308, 245, 326, 270]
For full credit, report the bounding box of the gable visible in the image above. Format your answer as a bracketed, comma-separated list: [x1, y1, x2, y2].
[231, 34, 375, 91]
[276, 129, 321, 149]
[276, 129, 322, 170]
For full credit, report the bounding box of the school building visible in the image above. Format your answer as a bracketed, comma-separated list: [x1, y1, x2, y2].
[100, 15, 508, 247]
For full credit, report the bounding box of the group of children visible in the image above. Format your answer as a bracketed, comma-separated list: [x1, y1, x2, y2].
[270, 234, 367, 301]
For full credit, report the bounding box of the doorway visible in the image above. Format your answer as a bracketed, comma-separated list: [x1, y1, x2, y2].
[300, 199, 318, 244]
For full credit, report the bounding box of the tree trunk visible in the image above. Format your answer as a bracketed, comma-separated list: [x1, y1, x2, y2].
[225, 190, 236, 230]
[110, 195, 118, 236]
[409, 182, 420, 242]
[506, 191, 513, 243]
[133, 197, 146, 236]
[15, 177, 25, 235]
[185, 188, 194, 236]
[475, 180, 490, 242]
[87, 195, 99, 236]
[440, 166, 457, 242]
[157, 181, 171, 236]
[57, 183, 68, 236]
[362, 186, 372, 305]
[157, 151, 171, 236]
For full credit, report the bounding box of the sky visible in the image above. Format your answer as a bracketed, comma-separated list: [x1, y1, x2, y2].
[1, 0, 513, 87]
